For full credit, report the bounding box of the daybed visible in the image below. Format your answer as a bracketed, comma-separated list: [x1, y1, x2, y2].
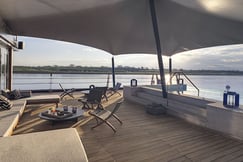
[0, 128, 88, 162]
[0, 94, 60, 137]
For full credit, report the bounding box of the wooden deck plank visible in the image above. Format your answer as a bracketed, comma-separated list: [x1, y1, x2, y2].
[200, 142, 243, 162]
[231, 154, 243, 162]
[79, 101, 243, 162]
[175, 134, 225, 150]
[186, 140, 237, 160]
[169, 156, 193, 162]
[213, 148, 243, 162]
[12, 92, 243, 162]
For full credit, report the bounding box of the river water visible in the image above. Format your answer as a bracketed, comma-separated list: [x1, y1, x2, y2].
[183, 75, 243, 104]
[13, 73, 243, 104]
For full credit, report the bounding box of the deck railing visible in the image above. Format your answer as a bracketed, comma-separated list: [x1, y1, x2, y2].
[12, 73, 152, 92]
[170, 71, 200, 96]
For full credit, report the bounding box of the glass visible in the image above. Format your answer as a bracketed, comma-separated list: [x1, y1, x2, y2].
[63, 105, 68, 111]
[72, 107, 77, 113]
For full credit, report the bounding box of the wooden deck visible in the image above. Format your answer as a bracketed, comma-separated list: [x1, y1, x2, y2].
[13, 91, 243, 162]
[77, 101, 243, 162]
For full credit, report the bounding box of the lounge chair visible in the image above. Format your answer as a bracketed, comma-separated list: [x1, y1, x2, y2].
[95, 86, 108, 101]
[59, 83, 75, 100]
[89, 100, 123, 133]
[107, 82, 122, 97]
[78, 88, 103, 109]
[81, 86, 108, 101]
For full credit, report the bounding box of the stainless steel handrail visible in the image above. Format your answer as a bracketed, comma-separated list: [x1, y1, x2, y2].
[170, 71, 200, 96]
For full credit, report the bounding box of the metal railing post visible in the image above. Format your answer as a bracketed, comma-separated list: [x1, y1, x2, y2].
[49, 73, 53, 92]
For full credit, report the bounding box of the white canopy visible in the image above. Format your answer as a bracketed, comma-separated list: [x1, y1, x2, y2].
[0, 0, 243, 56]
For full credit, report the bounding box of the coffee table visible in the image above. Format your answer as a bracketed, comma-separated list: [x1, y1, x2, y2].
[39, 108, 84, 123]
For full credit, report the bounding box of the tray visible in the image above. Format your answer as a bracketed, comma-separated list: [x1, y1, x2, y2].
[41, 111, 73, 119]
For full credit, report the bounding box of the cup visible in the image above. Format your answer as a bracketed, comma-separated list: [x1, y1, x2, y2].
[63, 105, 68, 111]
[72, 107, 77, 113]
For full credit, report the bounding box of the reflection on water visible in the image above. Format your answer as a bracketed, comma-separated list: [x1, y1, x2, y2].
[184, 75, 243, 104]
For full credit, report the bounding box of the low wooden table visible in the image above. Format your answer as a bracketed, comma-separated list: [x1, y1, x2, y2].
[39, 107, 84, 123]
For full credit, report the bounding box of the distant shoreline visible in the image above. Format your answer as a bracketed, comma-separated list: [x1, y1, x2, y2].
[13, 65, 243, 75]
[13, 71, 156, 75]
[13, 71, 243, 76]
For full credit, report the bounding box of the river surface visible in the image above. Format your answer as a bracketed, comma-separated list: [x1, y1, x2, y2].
[13, 73, 243, 104]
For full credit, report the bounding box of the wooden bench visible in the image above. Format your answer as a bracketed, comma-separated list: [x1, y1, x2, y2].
[25, 95, 60, 107]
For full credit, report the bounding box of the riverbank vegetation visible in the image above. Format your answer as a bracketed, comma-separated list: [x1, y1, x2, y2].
[13, 65, 243, 75]
[13, 65, 160, 74]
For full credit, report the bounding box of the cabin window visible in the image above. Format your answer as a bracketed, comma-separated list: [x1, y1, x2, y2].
[0, 45, 9, 90]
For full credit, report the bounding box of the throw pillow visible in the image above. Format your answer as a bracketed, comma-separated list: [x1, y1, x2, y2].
[1, 89, 11, 99]
[0, 95, 13, 110]
[12, 89, 22, 99]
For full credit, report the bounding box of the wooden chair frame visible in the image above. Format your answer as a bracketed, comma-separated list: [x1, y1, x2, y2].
[79, 89, 104, 109]
[59, 83, 75, 100]
[107, 82, 122, 97]
[89, 101, 123, 133]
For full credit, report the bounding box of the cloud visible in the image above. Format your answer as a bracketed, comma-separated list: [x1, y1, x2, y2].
[172, 44, 243, 70]
[115, 54, 159, 68]
[15, 36, 243, 70]
[221, 59, 242, 63]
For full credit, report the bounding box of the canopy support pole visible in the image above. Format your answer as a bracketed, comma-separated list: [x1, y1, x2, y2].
[169, 57, 172, 84]
[112, 56, 116, 88]
[7, 47, 13, 91]
[149, 0, 167, 98]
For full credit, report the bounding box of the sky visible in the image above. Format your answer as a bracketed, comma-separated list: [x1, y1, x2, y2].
[14, 36, 243, 70]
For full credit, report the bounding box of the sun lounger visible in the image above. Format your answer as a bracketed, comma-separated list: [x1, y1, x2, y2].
[107, 82, 122, 97]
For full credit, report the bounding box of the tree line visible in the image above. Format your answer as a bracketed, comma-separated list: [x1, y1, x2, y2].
[13, 65, 160, 74]
[13, 65, 243, 75]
